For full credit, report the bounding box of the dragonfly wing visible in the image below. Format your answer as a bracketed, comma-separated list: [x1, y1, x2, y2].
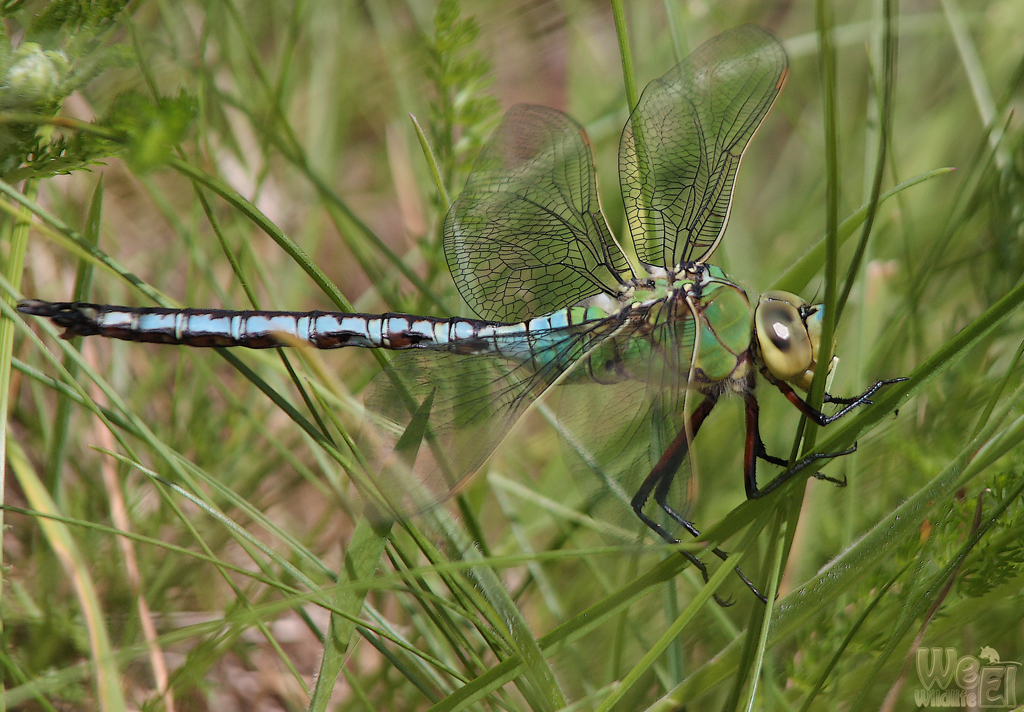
[359, 312, 627, 516]
[555, 311, 701, 541]
[620, 24, 787, 269]
[360, 351, 542, 517]
[555, 381, 683, 540]
[444, 104, 632, 322]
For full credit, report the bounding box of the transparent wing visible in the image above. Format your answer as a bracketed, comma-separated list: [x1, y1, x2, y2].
[555, 311, 698, 541]
[621, 24, 787, 269]
[360, 351, 543, 517]
[556, 381, 685, 540]
[358, 312, 637, 517]
[444, 104, 632, 323]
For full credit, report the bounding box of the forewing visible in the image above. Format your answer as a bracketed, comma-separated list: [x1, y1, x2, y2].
[620, 25, 787, 269]
[444, 105, 632, 323]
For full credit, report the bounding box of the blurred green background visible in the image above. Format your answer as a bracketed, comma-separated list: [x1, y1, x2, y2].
[4, 0, 1024, 710]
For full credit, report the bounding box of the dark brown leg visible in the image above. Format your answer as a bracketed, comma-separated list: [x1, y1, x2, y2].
[743, 377, 907, 499]
[631, 395, 718, 543]
[631, 394, 767, 604]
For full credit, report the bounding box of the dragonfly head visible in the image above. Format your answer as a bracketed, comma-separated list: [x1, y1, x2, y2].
[754, 291, 830, 391]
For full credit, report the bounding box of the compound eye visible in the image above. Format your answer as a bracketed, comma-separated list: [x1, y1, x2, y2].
[755, 291, 813, 382]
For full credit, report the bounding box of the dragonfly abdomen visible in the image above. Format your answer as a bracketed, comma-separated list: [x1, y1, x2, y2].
[16, 300, 617, 362]
[16, 300, 506, 351]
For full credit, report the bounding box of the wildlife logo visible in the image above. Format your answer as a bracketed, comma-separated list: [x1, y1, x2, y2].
[915, 646, 1019, 708]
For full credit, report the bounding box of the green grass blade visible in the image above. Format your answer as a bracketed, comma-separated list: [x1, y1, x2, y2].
[8, 441, 127, 712]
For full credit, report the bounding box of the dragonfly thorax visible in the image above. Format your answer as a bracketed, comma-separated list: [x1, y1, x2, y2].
[753, 291, 828, 391]
[617, 263, 711, 306]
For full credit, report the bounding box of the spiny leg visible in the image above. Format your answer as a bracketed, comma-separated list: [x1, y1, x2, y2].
[742, 390, 854, 501]
[774, 378, 907, 426]
[635, 396, 716, 542]
[745, 378, 905, 499]
[631, 394, 766, 604]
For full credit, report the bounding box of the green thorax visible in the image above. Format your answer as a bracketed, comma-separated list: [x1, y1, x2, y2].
[690, 268, 753, 382]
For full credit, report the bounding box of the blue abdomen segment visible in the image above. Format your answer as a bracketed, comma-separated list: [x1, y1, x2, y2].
[16, 301, 613, 366]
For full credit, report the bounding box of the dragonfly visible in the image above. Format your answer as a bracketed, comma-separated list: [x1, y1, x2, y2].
[18, 25, 900, 601]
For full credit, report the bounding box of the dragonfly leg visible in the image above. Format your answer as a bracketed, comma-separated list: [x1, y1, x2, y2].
[633, 396, 718, 540]
[632, 394, 768, 605]
[751, 412, 851, 484]
[753, 434, 788, 468]
[773, 378, 907, 426]
[745, 391, 860, 499]
[630, 396, 715, 576]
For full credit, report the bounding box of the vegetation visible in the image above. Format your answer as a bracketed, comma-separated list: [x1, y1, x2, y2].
[3, 0, 1024, 709]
